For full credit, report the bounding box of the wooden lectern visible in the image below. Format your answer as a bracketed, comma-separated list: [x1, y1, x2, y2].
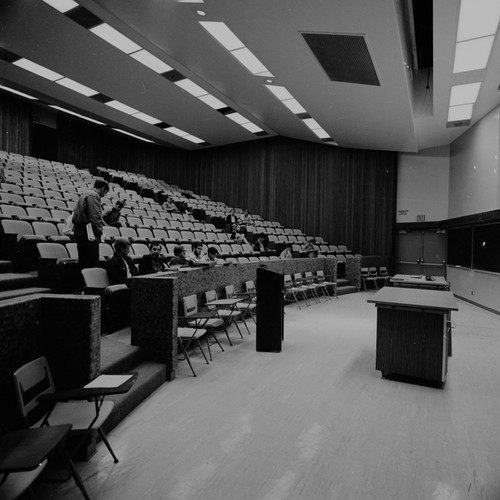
[256, 267, 284, 352]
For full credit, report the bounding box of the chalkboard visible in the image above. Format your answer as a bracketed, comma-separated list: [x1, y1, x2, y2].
[447, 226, 472, 268]
[473, 223, 500, 273]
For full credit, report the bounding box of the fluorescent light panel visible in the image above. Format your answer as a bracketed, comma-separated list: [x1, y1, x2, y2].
[266, 85, 293, 101]
[184, 135, 205, 144]
[312, 128, 330, 139]
[226, 112, 249, 125]
[453, 36, 495, 73]
[130, 49, 173, 73]
[456, 0, 500, 42]
[448, 103, 474, 122]
[199, 21, 244, 51]
[112, 128, 154, 143]
[13, 58, 63, 81]
[240, 122, 263, 133]
[231, 47, 273, 77]
[449, 82, 481, 106]
[105, 100, 139, 115]
[50, 105, 105, 125]
[164, 126, 189, 138]
[42, 0, 78, 13]
[56, 77, 98, 96]
[132, 112, 162, 125]
[303, 118, 321, 130]
[90, 24, 141, 54]
[281, 98, 307, 114]
[198, 94, 226, 109]
[0, 85, 37, 100]
[175, 79, 208, 97]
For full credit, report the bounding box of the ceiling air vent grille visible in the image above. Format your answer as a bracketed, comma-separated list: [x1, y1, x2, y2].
[302, 33, 380, 86]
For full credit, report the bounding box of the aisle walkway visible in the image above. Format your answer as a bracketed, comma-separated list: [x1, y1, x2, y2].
[36, 292, 500, 500]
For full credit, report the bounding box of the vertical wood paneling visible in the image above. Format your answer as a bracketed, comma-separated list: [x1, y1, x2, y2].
[0, 93, 31, 155]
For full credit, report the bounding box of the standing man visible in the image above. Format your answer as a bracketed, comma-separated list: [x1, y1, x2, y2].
[72, 179, 109, 269]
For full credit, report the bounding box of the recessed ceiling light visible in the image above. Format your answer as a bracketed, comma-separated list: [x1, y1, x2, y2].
[133, 112, 162, 125]
[105, 100, 139, 115]
[303, 118, 321, 130]
[0, 85, 37, 100]
[50, 105, 105, 125]
[199, 21, 244, 51]
[226, 112, 249, 125]
[456, 0, 500, 42]
[184, 135, 205, 144]
[281, 99, 307, 114]
[197, 94, 226, 109]
[240, 122, 263, 133]
[231, 47, 273, 77]
[448, 104, 474, 122]
[453, 36, 495, 73]
[56, 77, 98, 96]
[13, 58, 63, 81]
[112, 128, 154, 143]
[164, 126, 189, 137]
[312, 128, 330, 139]
[197, 10, 206, 16]
[265, 85, 293, 101]
[175, 79, 208, 97]
[42, 0, 78, 13]
[130, 49, 173, 73]
[90, 23, 141, 54]
[449, 82, 482, 106]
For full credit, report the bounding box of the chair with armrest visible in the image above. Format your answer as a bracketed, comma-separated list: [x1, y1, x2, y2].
[205, 289, 244, 342]
[81, 267, 131, 333]
[224, 284, 256, 329]
[13, 357, 136, 464]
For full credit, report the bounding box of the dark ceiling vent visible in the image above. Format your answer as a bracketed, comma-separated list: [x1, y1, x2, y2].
[302, 33, 380, 86]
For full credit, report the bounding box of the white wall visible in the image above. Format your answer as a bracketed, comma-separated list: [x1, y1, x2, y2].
[397, 146, 450, 223]
[449, 106, 500, 219]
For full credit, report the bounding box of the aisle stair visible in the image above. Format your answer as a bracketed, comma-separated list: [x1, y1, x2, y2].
[0, 264, 52, 300]
[336, 277, 358, 296]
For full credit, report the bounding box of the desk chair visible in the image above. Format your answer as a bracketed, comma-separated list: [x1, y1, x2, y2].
[13, 357, 136, 465]
[205, 289, 245, 342]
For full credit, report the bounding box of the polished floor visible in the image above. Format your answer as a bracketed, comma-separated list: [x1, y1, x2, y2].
[35, 291, 500, 500]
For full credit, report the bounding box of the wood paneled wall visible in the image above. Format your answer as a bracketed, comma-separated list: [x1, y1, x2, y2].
[0, 94, 31, 155]
[0, 93, 397, 256]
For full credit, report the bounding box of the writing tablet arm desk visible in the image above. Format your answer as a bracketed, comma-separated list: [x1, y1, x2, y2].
[368, 288, 458, 384]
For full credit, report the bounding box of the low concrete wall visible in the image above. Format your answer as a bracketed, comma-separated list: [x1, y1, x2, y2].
[0, 294, 101, 433]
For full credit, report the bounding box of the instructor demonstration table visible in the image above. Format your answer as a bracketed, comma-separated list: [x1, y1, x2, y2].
[367, 287, 458, 384]
[390, 274, 450, 290]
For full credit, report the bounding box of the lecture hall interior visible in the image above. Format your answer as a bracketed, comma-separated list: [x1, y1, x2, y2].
[1, 0, 500, 499]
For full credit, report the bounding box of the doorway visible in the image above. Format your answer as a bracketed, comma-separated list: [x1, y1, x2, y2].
[396, 229, 446, 276]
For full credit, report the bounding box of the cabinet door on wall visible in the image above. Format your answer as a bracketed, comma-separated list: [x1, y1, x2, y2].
[397, 230, 446, 276]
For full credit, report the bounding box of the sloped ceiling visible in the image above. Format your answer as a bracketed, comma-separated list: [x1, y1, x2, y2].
[0, 0, 499, 153]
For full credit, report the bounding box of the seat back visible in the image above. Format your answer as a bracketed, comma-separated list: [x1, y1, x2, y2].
[379, 266, 388, 277]
[183, 294, 198, 317]
[13, 356, 55, 426]
[37, 242, 69, 260]
[205, 289, 217, 309]
[0, 204, 27, 218]
[1, 219, 34, 240]
[66, 242, 78, 259]
[33, 221, 58, 237]
[361, 267, 369, 277]
[225, 284, 236, 299]
[82, 267, 111, 288]
[245, 280, 256, 293]
[99, 243, 114, 260]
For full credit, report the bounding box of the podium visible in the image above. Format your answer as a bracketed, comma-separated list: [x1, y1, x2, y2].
[256, 267, 284, 352]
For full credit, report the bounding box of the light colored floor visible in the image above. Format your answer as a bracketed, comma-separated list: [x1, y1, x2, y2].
[36, 292, 500, 500]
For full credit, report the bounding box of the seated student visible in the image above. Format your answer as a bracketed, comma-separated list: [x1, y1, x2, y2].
[162, 196, 178, 212]
[169, 245, 191, 268]
[225, 209, 238, 232]
[231, 226, 249, 245]
[253, 233, 268, 253]
[139, 242, 169, 275]
[279, 243, 293, 260]
[303, 237, 319, 258]
[239, 209, 252, 227]
[187, 241, 207, 263]
[103, 199, 126, 228]
[106, 238, 138, 286]
[207, 246, 226, 265]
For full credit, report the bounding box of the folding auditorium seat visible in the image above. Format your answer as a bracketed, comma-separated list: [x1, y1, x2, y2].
[141, 217, 157, 229]
[0, 192, 27, 206]
[36, 242, 80, 292]
[32, 221, 70, 243]
[328, 245, 339, 255]
[50, 209, 71, 221]
[126, 216, 143, 228]
[146, 209, 160, 218]
[99, 242, 114, 263]
[156, 219, 171, 229]
[1, 219, 44, 270]
[137, 228, 154, 242]
[133, 209, 148, 218]
[26, 207, 58, 223]
[1, 182, 23, 193]
[24, 196, 47, 207]
[169, 220, 183, 229]
[219, 244, 233, 258]
[22, 179, 43, 188]
[131, 243, 150, 261]
[46, 198, 68, 209]
[0, 204, 36, 222]
[167, 229, 182, 243]
[152, 229, 169, 243]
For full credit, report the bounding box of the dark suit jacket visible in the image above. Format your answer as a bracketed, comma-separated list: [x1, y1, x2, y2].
[139, 254, 168, 275]
[106, 254, 138, 286]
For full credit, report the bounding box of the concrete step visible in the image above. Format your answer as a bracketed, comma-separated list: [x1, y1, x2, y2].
[0, 261, 13, 273]
[0, 286, 52, 301]
[337, 285, 358, 296]
[101, 337, 143, 374]
[0, 273, 38, 291]
[102, 361, 167, 433]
